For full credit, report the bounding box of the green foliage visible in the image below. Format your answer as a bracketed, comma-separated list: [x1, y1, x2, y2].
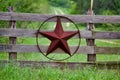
[70, 0, 120, 31]
[49, 0, 74, 9]
[0, 0, 50, 43]
[70, 0, 90, 14]
[49, 0, 68, 8]
[0, 0, 50, 13]
[0, 64, 120, 80]
[70, 0, 120, 15]
[94, 0, 120, 15]
[0, 0, 50, 28]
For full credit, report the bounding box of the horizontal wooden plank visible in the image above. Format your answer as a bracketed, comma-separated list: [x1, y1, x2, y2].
[0, 12, 120, 23]
[95, 47, 120, 54]
[0, 44, 94, 54]
[0, 44, 120, 54]
[93, 31, 120, 39]
[0, 28, 39, 37]
[0, 28, 92, 39]
[0, 60, 119, 69]
[0, 28, 120, 39]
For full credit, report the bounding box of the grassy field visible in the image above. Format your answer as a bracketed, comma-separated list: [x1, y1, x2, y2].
[0, 64, 120, 80]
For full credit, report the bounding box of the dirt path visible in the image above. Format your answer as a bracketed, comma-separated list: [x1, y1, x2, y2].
[53, 7, 64, 15]
[53, 7, 70, 27]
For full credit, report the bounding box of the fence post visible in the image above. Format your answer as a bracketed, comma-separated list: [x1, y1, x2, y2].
[8, 6, 17, 60]
[86, 10, 96, 62]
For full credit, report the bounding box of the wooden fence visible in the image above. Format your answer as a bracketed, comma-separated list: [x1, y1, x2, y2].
[0, 9, 120, 69]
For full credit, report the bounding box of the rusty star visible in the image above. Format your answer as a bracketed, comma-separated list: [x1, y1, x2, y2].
[39, 17, 78, 56]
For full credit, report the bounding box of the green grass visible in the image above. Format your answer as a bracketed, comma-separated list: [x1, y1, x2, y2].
[0, 64, 120, 80]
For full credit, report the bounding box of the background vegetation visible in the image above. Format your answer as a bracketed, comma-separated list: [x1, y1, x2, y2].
[0, 0, 120, 30]
[0, 64, 120, 80]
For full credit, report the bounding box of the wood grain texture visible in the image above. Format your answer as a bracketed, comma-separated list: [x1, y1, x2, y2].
[0, 44, 120, 54]
[93, 31, 120, 39]
[0, 12, 120, 23]
[0, 28, 120, 39]
[0, 44, 94, 54]
[8, 7, 17, 60]
[95, 47, 120, 54]
[86, 10, 96, 62]
[0, 28, 92, 38]
[0, 60, 119, 69]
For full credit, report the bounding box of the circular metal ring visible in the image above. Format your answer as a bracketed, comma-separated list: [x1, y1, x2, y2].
[36, 16, 81, 61]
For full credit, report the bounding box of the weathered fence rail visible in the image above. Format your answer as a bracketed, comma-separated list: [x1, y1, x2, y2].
[0, 44, 120, 54]
[0, 60, 119, 69]
[0, 12, 120, 23]
[0, 11, 120, 69]
[0, 28, 120, 39]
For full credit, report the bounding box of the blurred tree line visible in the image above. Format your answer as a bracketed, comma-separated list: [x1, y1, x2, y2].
[0, 0, 50, 28]
[0, 0, 50, 43]
[0, 0, 49, 13]
[49, 0, 120, 31]
[0, 0, 120, 43]
[69, 0, 120, 31]
[0, 0, 120, 30]
[49, 0, 70, 8]
[70, 0, 120, 15]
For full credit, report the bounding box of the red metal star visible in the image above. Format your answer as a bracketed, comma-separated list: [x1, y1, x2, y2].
[39, 17, 78, 56]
